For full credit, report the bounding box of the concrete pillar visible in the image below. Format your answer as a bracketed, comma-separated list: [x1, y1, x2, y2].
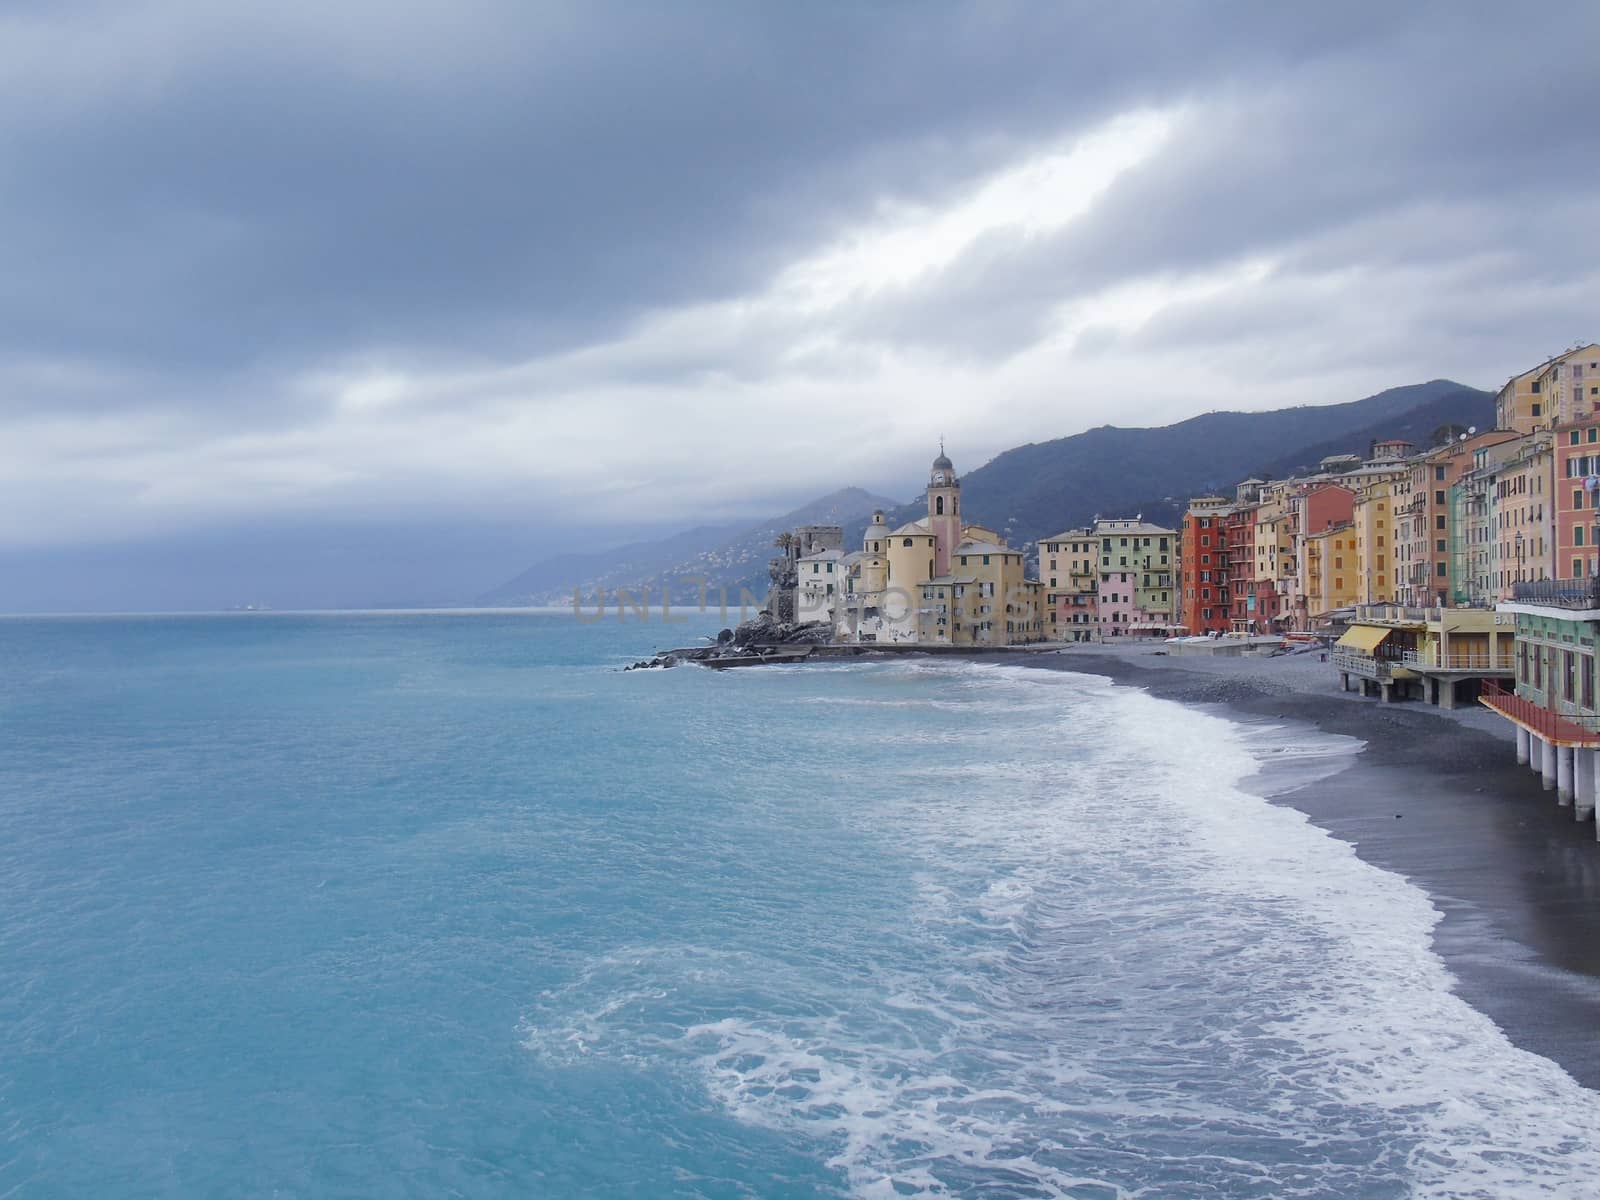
[1516, 726, 1531, 765]
[1439, 680, 1456, 710]
[1531, 736, 1545, 775]
[1576, 750, 1597, 821]
[1558, 745, 1575, 804]
[1542, 739, 1559, 791]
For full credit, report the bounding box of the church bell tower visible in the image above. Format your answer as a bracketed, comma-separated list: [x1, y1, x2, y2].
[927, 442, 961, 577]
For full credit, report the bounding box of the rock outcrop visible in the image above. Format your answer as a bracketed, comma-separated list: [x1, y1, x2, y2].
[623, 617, 833, 670]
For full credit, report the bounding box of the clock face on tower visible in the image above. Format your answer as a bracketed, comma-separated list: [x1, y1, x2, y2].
[933, 471, 949, 486]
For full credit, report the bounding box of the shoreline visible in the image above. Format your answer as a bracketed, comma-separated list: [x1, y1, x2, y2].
[972, 644, 1600, 1092]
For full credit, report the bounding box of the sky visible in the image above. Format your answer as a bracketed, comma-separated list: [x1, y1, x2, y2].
[3, 1, 1598, 610]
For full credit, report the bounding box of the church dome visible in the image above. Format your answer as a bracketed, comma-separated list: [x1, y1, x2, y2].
[932, 449, 953, 471]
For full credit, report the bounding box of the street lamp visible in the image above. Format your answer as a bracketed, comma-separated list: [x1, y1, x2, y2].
[1515, 530, 1524, 587]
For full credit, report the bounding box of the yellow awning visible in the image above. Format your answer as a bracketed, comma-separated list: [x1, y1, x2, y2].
[1336, 625, 1392, 652]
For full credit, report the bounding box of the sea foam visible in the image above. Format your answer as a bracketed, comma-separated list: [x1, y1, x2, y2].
[525, 660, 1600, 1198]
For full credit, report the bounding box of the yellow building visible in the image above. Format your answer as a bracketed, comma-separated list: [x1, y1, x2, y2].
[1497, 345, 1600, 433]
[837, 448, 1043, 644]
[1305, 523, 1360, 617]
[1539, 343, 1600, 426]
[1497, 359, 1554, 435]
[918, 539, 1045, 645]
[1496, 432, 1555, 597]
[1252, 492, 1294, 610]
[1353, 482, 1395, 604]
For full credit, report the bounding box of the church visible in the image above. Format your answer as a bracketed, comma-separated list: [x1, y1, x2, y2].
[826, 447, 1044, 645]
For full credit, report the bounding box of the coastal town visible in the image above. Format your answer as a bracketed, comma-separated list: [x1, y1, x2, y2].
[766, 343, 1600, 834]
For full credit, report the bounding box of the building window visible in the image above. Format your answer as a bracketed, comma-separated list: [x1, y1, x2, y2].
[1435, 466, 1446, 481]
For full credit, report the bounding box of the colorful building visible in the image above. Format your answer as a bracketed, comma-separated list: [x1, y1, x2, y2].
[1496, 432, 1556, 597]
[1454, 437, 1526, 606]
[1333, 605, 1514, 707]
[1352, 482, 1396, 605]
[1250, 491, 1294, 629]
[1287, 483, 1356, 627]
[1554, 417, 1600, 581]
[1483, 578, 1600, 824]
[1539, 344, 1600, 427]
[1040, 529, 1099, 641]
[1180, 496, 1235, 635]
[1042, 518, 1178, 640]
[1305, 522, 1360, 618]
[1223, 486, 1262, 632]
[836, 448, 1042, 645]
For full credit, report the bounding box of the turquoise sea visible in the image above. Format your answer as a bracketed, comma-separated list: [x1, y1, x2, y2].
[3, 611, 1599, 1198]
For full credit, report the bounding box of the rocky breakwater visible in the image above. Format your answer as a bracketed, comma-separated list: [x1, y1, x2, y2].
[624, 615, 834, 670]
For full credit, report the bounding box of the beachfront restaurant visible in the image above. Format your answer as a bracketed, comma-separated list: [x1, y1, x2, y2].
[1332, 605, 1514, 708]
[1482, 580, 1600, 830]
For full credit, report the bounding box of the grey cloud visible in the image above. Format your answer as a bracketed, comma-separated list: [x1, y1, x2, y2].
[808, 4, 1600, 364]
[5, 0, 1600, 607]
[0, 1, 1452, 384]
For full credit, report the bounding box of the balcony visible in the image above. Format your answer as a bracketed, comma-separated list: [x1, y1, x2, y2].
[1510, 578, 1600, 609]
[1355, 603, 1432, 623]
[1400, 648, 1514, 672]
[1331, 646, 1403, 681]
[1481, 680, 1600, 747]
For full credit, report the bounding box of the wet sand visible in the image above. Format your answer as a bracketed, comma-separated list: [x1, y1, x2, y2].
[1000, 644, 1600, 1091]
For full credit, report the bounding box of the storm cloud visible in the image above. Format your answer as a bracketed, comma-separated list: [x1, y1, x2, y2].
[2, 1, 1597, 607]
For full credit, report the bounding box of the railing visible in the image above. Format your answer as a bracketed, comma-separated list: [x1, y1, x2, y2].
[1480, 680, 1600, 746]
[1401, 649, 1515, 671]
[1331, 646, 1402, 680]
[1510, 578, 1600, 609]
[1354, 604, 1431, 623]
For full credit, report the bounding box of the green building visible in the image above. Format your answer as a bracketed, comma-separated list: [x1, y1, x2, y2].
[1485, 580, 1600, 829]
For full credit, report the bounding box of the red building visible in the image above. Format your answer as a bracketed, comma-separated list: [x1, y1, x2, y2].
[1225, 504, 1260, 631]
[1556, 418, 1600, 581]
[1181, 498, 1235, 635]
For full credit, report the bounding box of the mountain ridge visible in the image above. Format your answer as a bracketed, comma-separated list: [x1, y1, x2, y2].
[484, 380, 1495, 605]
[849, 379, 1493, 554]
